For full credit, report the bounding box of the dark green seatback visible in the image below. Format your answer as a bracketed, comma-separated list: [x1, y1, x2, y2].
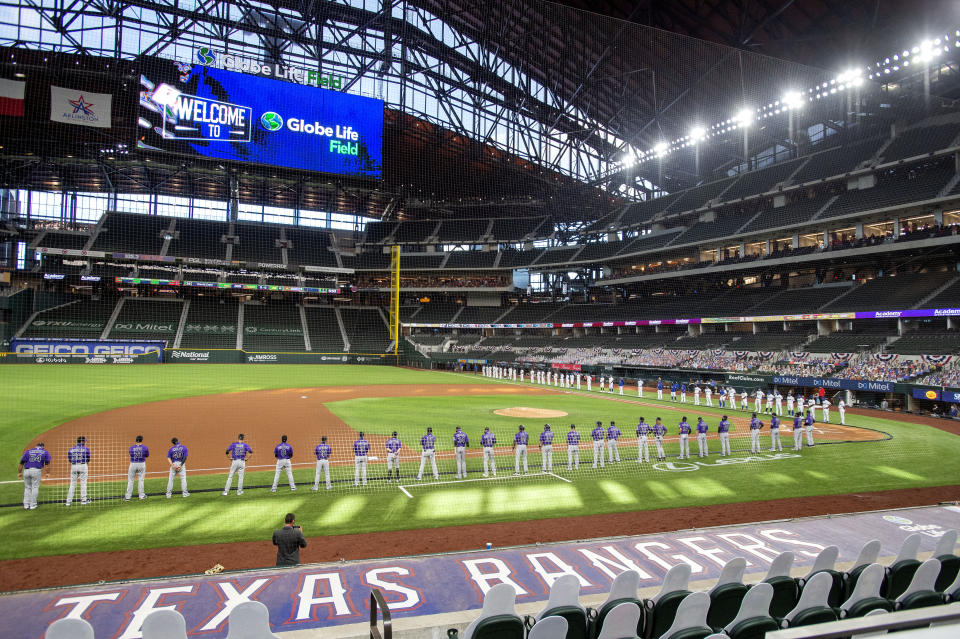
[883, 560, 921, 599]
[593, 598, 643, 639]
[935, 555, 960, 593]
[663, 627, 712, 639]
[897, 591, 945, 611]
[470, 614, 525, 639]
[789, 606, 838, 628]
[764, 576, 799, 619]
[844, 597, 894, 618]
[798, 570, 845, 608]
[726, 616, 780, 639]
[539, 606, 588, 639]
[844, 563, 872, 599]
[644, 591, 690, 639]
[706, 583, 748, 630]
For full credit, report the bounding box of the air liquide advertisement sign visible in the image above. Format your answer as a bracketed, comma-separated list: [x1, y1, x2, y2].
[138, 58, 383, 177]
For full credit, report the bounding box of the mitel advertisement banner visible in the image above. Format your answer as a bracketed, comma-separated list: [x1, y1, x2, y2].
[138, 59, 383, 177]
[772, 375, 894, 393]
[11, 339, 165, 357]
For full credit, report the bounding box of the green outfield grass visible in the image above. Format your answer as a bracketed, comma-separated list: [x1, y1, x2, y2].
[1, 364, 959, 561]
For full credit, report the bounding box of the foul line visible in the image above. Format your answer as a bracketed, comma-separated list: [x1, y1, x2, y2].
[399, 470, 570, 492]
[547, 471, 572, 483]
[398, 485, 413, 499]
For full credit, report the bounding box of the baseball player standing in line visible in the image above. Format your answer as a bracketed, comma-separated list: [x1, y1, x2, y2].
[705, 385, 713, 407]
[769, 414, 783, 451]
[677, 417, 691, 460]
[718, 387, 725, 409]
[453, 426, 469, 479]
[749, 414, 763, 454]
[670, 382, 678, 401]
[576, 374, 581, 390]
[566, 424, 580, 470]
[792, 413, 804, 451]
[695, 418, 708, 458]
[223, 433, 253, 496]
[765, 391, 774, 415]
[754, 389, 764, 413]
[539, 424, 554, 472]
[606, 421, 621, 463]
[270, 435, 296, 492]
[416, 427, 439, 480]
[313, 436, 332, 490]
[805, 410, 816, 446]
[125, 435, 149, 501]
[586, 374, 592, 392]
[598, 375, 605, 393]
[353, 432, 371, 486]
[694, 384, 701, 406]
[618, 377, 624, 395]
[637, 378, 642, 397]
[822, 398, 831, 423]
[166, 437, 189, 498]
[787, 391, 795, 416]
[741, 389, 749, 411]
[652, 418, 667, 461]
[481, 427, 497, 477]
[775, 391, 784, 416]
[591, 421, 606, 468]
[797, 394, 806, 417]
[18, 442, 50, 510]
[513, 425, 529, 474]
[656, 378, 663, 400]
[65, 435, 91, 506]
[636, 417, 650, 463]
[838, 399, 846, 425]
[384, 431, 402, 482]
[717, 416, 731, 456]
[680, 383, 687, 403]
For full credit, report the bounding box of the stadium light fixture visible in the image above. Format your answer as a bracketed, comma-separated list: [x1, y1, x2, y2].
[653, 142, 670, 157]
[782, 91, 803, 109]
[689, 126, 706, 142]
[734, 109, 753, 127]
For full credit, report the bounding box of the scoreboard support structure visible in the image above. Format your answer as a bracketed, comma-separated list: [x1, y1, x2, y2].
[389, 245, 400, 356]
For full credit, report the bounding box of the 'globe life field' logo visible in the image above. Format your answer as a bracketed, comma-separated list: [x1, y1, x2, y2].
[260, 111, 283, 131]
[196, 47, 216, 65]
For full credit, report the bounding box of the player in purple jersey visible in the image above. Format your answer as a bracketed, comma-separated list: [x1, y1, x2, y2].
[539, 424, 554, 473]
[223, 433, 253, 496]
[635, 418, 651, 463]
[270, 435, 297, 493]
[717, 416, 731, 456]
[18, 442, 50, 509]
[416, 427, 438, 480]
[606, 421, 621, 463]
[353, 432, 371, 486]
[749, 413, 763, 454]
[804, 410, 816, 446]
[513, 425, 529, 474]
[313, 436, 332, 490]
[566, 424, 580, 470]
[65, 435, 91, 506]
[792, 414, 804, 451]
[453, 426, 469, 479]
[677, 418, 691, 459]
[166, 437, 189, 498]
[591, 421, 606, 468]
[769, 414, 783, 452]
[125, 435, 149, 501]
[652, 418, 667, 461]
[481, 427, 497, 477]
[385, 431, 402, 482]
[695, 418, 709, 458]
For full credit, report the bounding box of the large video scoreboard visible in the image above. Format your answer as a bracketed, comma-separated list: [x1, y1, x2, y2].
[137, 59, 384, 178]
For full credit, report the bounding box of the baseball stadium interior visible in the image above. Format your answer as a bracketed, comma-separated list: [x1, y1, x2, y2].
[3, 0, 960, 638]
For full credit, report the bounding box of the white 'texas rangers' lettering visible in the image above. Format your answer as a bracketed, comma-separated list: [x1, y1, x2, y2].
[198, 579, 272, 631]
[118, 586, 195, 639]
[52, 592, 122, 620]
[717, 533, 783, 563]
[364, 568, 421, 611]
[295, 573, 353, 620]
[525, 552, 592, 588]
[461, 558, 529, 597]
[677, 536, 746, 568]
[634, 541, 705, 574]
[759, 529, 826, 558]
[577, 546, 653, 581]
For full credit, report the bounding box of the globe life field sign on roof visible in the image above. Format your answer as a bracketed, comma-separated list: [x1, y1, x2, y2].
[138, 58, 383, 178]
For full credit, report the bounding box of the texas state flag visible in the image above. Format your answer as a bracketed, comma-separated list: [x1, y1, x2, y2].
[0, 78, 25, 117]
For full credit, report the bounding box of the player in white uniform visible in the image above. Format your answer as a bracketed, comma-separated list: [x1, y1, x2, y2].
[787, 391, 795, 416]
[765, 392, 774, 414]
[838, 399, 846, 425]
[754, 389, 764, 413]
[637, 378, 643, 397]
[821, 398, 831, 423]
[705, 386, 713, 406]
[775, 391, 783, 416]
[694, 385, 701, 405]
[586, 375, 592, 392]
[739, 389, 748, 411]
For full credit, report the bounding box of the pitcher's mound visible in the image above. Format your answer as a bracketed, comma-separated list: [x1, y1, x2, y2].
[494, 406, 569, 418]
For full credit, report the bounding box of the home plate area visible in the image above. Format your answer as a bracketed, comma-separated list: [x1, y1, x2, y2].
[7, 506, 958, 638]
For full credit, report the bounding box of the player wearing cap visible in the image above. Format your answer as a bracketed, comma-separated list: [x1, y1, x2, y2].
[695, 418, 709, 458]
[385, 431, 402, 482]
[353, 432, 371, 486]
[313, 436, 332, 490]
[838, 399, 846, 425]
[416, 427, 439, 481]
[694, 384, 701, 406]
[513, 425, 529, 474]
[656, 377, 663, 400]
[19, 442, 50, 510]
[223, 433, 252, 496]
[166, 437, 189, 498]
[652, 418, 667, 461]
[566, 424, 580, 470]
[822, 398, 831, 423]
[705, 385, 713, 407]
[606, 421, 621, 463]
[539, 424, 554, 473]
[270, 435, 296, 493]
[787, 391, 795, 416]
[636, 417, 650, 463]
[591, 421, 606, 469]
[481, 427, 497, 477]
[717, 416, 731, 456]
[792, 413, 804, 451]
[65, 435, 91, 506]
[749, 414, 763, 454]
[805, 409, 816, 446]
[769, 414, 783, 452]
[677, 418, 691, 460]
[453, 426, 469, 479]
[125, 435, 149, 501]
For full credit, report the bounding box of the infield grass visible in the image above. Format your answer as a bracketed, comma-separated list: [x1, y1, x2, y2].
[1, 365, 959, 561]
